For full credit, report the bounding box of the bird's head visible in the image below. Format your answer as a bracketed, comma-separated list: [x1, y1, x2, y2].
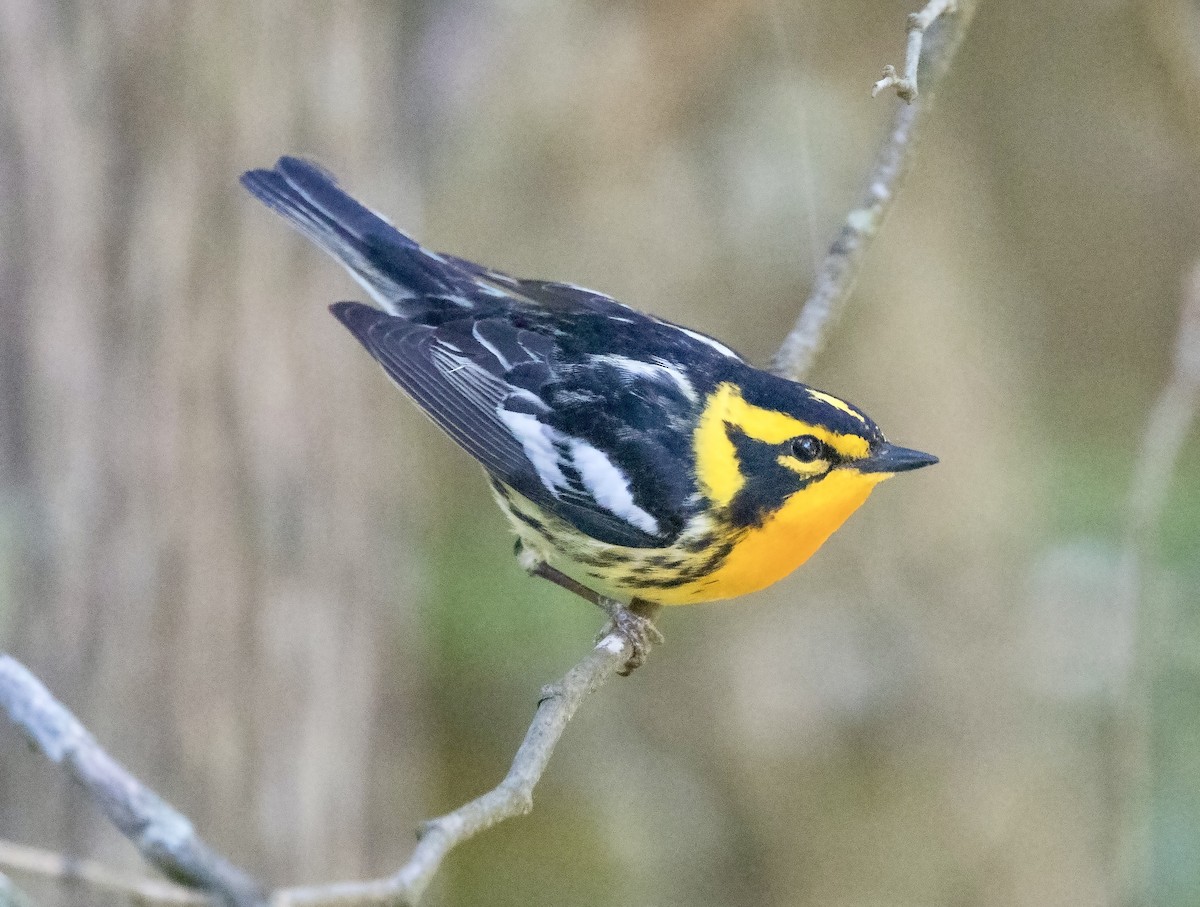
[693, 372, 937, 533]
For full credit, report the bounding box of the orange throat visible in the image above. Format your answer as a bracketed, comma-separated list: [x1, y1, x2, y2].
[660, 469, 891, 605]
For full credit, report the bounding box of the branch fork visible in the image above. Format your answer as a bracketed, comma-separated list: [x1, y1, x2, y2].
[871, 0, 959, 102]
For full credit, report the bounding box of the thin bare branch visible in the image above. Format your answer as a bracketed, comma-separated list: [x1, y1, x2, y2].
[0, 655, 265, 907]
[0, 870, 39, 907]
[0, 606, 660, 907]
[872, 0, 958, 102]
[1114, 260, 1200, 904]
[1140, 0, 1200, 154]
[1127, 266, 1200, 535]
[271, 608, 659, 907]
[771, 0, 978, 382]
[0, 840, 207, 907]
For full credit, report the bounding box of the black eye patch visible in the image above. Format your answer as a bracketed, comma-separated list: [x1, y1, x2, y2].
[722, 422, 828, 529]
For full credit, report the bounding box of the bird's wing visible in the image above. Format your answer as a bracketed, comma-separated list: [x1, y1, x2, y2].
[332, 302, 680, 548]
[241, 158, 748, 371]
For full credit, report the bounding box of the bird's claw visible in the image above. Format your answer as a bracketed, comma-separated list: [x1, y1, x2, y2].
[598, 607, 664, 675]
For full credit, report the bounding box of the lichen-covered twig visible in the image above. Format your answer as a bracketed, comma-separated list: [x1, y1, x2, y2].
[0, 656, 265, 907]
[771, 0, 978, 382]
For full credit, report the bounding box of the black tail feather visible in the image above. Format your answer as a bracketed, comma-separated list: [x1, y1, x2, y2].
[240, 157, 480, 311]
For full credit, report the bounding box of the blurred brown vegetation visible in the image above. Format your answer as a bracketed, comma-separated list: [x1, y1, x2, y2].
[0, 1, 1198, 906]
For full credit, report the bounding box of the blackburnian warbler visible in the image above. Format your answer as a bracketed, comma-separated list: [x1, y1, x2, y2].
[241, 157, 937, 668]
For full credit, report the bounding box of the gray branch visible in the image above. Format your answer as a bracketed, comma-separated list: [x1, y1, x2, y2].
[0, 607, 659, 907]
[1124, 260, 1200, 547]
[1112, 259, 1200, 903]
[0, 870, 39, 907]
[770, 0, 978, 382]
[872, 0, 959, 102]
[271, 611, 657, 907]
[0, 656, 265, 907]
[0, 839, 206, 906]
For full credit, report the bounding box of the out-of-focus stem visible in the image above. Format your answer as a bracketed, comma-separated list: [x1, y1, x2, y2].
[771, 0, 978, 382]
[1115, 260, 1200, 906]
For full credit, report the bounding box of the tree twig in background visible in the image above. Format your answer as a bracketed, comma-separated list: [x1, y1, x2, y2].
[0, 870, 39, 907]
[0, 656, 265, 907]
[272, 610, 658, 907]
[1125, 263, 1200, 542]
[0, 608, 660, 907]
[872, 0, 959, 103]
[1140, 0, 1200, 153]
[0, 5, 977, 904]
[1113, 260, 1200, 905]
[0, 839, 205, 907]
[770, 0, 978, 382]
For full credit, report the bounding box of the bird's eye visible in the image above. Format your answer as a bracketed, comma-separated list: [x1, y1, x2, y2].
[790, 435, 823, 462]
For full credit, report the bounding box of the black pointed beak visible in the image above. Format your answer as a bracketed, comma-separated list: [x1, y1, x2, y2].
[857, 442, 939, 474]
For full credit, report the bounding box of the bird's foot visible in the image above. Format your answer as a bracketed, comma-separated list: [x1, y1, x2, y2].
[597, 601, 664, 676]
[522, 553, 664, 674]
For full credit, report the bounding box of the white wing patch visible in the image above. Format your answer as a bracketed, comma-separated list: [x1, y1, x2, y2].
[498, 409, 571, 492]
[496, 404, 661, 537]
[569, 440, 661, 535]
[423, 334, 664, 538]
[593, 354, 698, 402]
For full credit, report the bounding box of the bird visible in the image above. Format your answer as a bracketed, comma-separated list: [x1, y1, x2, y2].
[240, 156, 937, 670]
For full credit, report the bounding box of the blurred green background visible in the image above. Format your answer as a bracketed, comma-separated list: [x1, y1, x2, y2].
[1, 1, 1198, 905]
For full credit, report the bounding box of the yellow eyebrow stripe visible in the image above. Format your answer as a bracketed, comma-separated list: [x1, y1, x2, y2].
[694, 383, 870, 506]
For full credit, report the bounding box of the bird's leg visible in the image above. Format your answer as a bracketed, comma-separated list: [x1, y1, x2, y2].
[603, 598, 664, 676]
[520, 550, 663, 674]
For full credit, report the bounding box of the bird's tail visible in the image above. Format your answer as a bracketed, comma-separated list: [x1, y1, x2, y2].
[240, 156, 481, 314]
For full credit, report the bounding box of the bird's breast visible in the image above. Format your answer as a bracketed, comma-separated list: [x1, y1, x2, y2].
[493, 469, 890, 608]
[655, 468, 890, 604]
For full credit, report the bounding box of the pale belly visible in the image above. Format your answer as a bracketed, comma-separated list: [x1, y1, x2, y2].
[491, 469, 889, 606]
